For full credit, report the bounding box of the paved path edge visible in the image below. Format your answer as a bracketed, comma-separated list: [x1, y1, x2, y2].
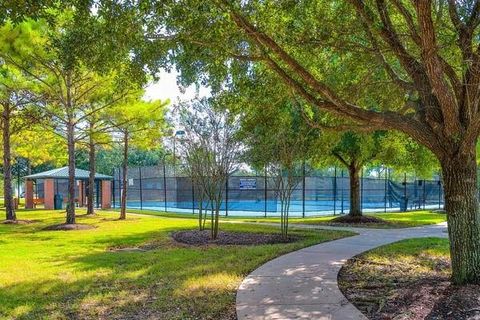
[236, 223, 448, 320]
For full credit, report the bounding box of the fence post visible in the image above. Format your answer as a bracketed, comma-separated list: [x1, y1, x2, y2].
[302, 160, 306, 218]
[423, 179, 426, 210]
[360, 168, 364, 211]
[264, 166, 267, 218]
[438, 180, 442, 209]
[384, 167, 388, 212]
[225, 178, 229, 217]
[139, 167, 143, 210]
[404, 173, 407, 211]
[192, 179, 195, 214]
[341, 170, 344, 214]
[163, 162, 167, 212]
[333, 167, 337, 215]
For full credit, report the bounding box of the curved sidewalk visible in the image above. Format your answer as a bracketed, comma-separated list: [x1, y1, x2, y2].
[236, 223, 448, 320]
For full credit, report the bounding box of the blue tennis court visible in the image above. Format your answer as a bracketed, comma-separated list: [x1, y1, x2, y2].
[112, 166, 445, 217]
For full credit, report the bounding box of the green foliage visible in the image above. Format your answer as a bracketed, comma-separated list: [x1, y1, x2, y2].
[330, 130, 438, 178]
[238, 99, 324, 238]
[331, 132, 382, 167]
[13, 125, 67, 167]
[242, 103, 323, 170]
[108, 97, 168, 148]
[76, 146, 167, 174]
[374, 131, 439, 179]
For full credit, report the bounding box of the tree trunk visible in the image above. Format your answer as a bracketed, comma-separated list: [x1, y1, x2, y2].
[348, 163, 362, 217]
[2, 105, 15, 221]
[210, 200, 215, 239]
[213, 205, 220, 239]
[120, 131, 128, 220]
[198, 203, 203, 230]
[66, 120, 76, 224]
[87, 127, 95, 215]
[442, 150, 480, 285]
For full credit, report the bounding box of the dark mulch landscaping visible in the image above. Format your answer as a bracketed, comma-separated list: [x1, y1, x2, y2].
[339, 252, 480, 319]
[330, 214, 387, 224]
[428, 284, 480, 319]
[43, 223, 96, 231]
[172, 230, 297, 246]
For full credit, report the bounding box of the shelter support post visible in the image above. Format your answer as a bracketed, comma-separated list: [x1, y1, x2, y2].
[25, 179, 34, 209]
[44, 178, 55, 210]
[101, 180, 112, 209]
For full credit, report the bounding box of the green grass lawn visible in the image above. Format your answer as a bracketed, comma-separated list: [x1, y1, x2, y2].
[241, 211, 447, 228]
[0, 209, 353, 320]
[349, 237, 450, 267]
[109, 207, 201, 220]
[121, 208, 447, 229]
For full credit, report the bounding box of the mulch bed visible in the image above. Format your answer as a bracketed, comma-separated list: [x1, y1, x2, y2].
[330, 214, 387, 224]
[428, 284, 480, 319]
[172, 230, 297, 246]
[338, 257, 480, 319]
[2, 219, 39, 224]
[43, 223, 96, 231]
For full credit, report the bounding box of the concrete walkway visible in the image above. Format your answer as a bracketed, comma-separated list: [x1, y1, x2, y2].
[236, 223, 448, 320]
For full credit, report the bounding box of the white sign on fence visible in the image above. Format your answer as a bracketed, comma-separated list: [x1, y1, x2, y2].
[239, 178, 257, 190]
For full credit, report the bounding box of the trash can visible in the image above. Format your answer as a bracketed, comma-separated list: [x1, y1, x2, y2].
[13, 197, 19, 210]
[54, 194, 63, 210]
[400, 196, 409, 212]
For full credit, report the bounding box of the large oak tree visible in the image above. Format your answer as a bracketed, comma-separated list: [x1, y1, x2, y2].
[125, 1, 480, 285]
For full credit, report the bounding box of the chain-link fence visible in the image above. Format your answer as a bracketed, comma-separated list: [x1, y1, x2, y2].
[112, 165, 444, 217]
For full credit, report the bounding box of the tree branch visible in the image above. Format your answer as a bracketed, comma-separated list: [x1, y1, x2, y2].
[332, 151, 350, 167]
[416, 0, 462, 136]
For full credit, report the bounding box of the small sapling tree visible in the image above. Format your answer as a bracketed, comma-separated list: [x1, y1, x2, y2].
[178, 98, 241, 239]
